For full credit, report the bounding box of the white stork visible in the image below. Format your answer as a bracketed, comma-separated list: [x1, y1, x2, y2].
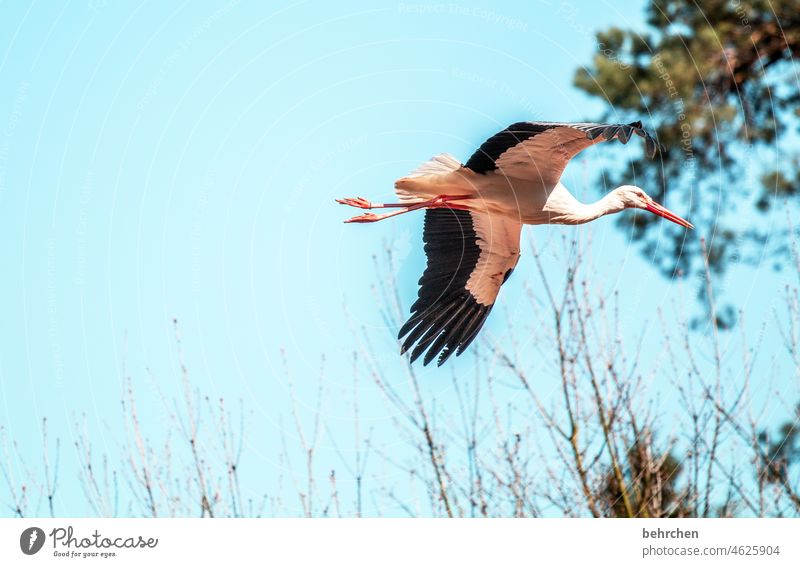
[337, 121, 692, 366]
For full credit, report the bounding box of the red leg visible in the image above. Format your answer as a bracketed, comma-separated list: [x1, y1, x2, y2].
[336, 196, 420, 209]
[344, 199, 433, 223]
[344, 209, 415, 223]
[340, 195, 471, 223]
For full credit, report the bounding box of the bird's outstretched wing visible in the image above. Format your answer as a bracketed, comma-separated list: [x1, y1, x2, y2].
[399, 208, 521, 366]
[464, 121, 662, 186]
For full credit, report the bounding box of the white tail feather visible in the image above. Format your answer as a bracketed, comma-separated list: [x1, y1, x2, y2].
[405, 153, 462, 177]
[395, 153, 462, 204]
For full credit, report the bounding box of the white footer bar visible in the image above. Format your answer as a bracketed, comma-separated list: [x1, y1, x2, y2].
[1, 518, 798, 566]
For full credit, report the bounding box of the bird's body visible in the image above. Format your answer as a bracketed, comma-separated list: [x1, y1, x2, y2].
[338, 120, 692, 366]
[398, 172, 607, 225]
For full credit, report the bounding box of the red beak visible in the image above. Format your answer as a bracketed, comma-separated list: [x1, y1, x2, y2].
[644, 200, 693, 229]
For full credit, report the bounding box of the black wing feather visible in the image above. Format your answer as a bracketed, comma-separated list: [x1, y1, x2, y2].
[399, 208, 498, 366]
[464, 122, 559, 174]
[464, 120, 662, 174]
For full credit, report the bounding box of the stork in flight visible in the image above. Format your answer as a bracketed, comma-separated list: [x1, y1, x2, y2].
[337, 121, 693, 367]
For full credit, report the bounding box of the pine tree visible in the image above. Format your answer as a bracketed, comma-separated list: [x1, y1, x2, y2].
[575, 1, 800, 309]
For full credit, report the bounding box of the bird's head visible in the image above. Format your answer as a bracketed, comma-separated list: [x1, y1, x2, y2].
[612, 185, 693, 229]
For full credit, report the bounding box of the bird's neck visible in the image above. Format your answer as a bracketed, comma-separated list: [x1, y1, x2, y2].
[555, 183, 624, 225]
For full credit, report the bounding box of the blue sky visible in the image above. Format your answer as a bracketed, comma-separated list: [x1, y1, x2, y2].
[0, 0, 793, 516]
